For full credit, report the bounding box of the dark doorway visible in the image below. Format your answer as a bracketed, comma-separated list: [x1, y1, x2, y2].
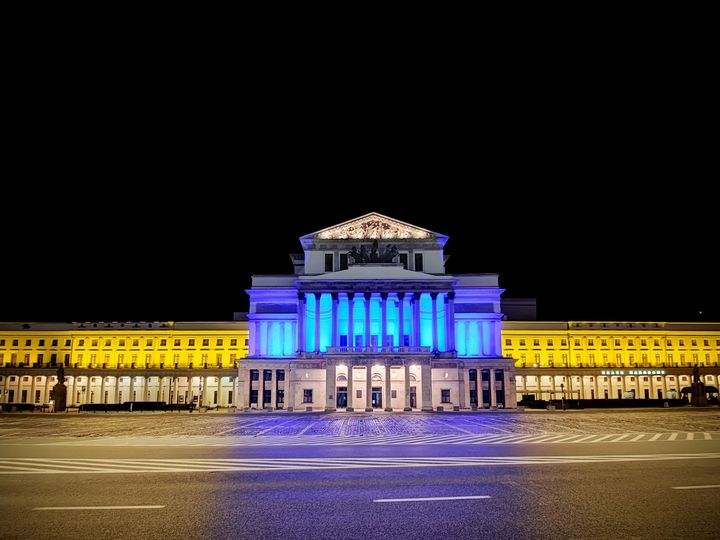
[372, 386, 382, 408]
[410, 386, 417, 408]
[336, 386, 347, 408]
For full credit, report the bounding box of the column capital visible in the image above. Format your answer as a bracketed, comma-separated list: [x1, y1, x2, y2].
[447, 291, 455, 300]
[397, 292, 405, 300]
[364, 291, 372, 301]
[331, 292, 339, 301]
[413, 291, 422, 300]
[298, 292, 305, 301]
[347, 291, 355, 300]
[430, 292, 439, 299]
[380, 292, 388, 300]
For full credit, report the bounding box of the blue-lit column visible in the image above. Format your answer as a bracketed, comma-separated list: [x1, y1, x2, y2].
[431, 292, 439, 352]
[380, 292, 388, 348]
[297, 293, 305, 353]
[314, 292, 321, 353]
[331, 293, 339, 348]
[412, 292, 421, 347]
[447, 292, 455, 351]
[397, 292, 405, 347]
[364, 292, 371, 348]
[347, 292, 355, 349]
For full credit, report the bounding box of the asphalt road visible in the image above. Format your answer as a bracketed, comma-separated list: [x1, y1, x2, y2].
[1, 410, 719, 539]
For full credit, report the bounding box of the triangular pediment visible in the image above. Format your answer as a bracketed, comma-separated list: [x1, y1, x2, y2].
[303, 212, 442, 241]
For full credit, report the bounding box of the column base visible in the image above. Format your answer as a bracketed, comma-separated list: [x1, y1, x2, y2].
[365, 407, 374, 412]
[384, 407, 393, 412]
[346, 407, 354, 412]
[403, 407, 412, 411]
[421, 406, 433, 412]
[287, 406, 294, 412]
[325, 407, 336, 412]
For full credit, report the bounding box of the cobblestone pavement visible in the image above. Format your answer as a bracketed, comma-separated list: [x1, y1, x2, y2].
[0, 409, 718, 439]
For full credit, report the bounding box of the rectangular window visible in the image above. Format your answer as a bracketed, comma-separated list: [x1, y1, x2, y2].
[519, 339, 526, 347]
[230, 338, 237, 347]
[250, 370, 259, 381]
[340, 253, 348, 271]
[679, 340, 685, 346]
[547, 339, 553, 346]
[561, 339, 567, 347]
[704, 340, 709, 347]
[65, 339, 71, 347]
[666, 339, 672, 347]
[91, 340, 98, 347]
[132, 339, 139, 347]
[441, 389, 451, 403]
[505, 339, 512, 346]
[25, 339, 31, 346]
[160, 339, 167, 347]
[263, 370, 272, 381]
[105, 339, 111, 347]
[119, 339, 125, 347]
[628, 340, 634, 347]
[614, 339, 621, 347]
[391, 390, 397, 399]
[0, 339, 4, 346]
[303, 389, 313, 403]
[202, 339, 209, 347]
[399, 253, 408, 269]
[601, 339, 607, 347]
[414, 253, 424, 272]
[78, 339, 85, 347]
[174, 339, 181, 347]
[574, 339, 581, 347]
[188, 339, 195, 346]
[641, 339, 647, 347]
[38, 339, 45, 346]
[276, 370, 285, 381]
[146, 339, 152, 347]
[533, 339, 540, 347]
[588, 339, 594, 347]
[324, 253, 334, 272]
[216, 339, 223, 346]
[691, 340, 697, 347]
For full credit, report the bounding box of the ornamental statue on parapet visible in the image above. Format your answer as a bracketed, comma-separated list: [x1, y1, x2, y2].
[347, 240, 399, 264]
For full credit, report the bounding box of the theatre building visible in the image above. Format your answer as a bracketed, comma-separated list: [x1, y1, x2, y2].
[1, 213, 719, 411]
[243, 213, 513, 411]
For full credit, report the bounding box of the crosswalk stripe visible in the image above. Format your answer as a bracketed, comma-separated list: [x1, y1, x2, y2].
[1, 453, 719, 475]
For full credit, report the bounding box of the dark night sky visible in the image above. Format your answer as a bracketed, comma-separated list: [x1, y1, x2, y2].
[2, 86, 716, 324]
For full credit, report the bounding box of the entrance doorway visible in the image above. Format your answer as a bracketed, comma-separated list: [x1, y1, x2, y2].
[371, 387, 382, 408]
[336, 386, 347, 408]
[410, 386, 417, 409]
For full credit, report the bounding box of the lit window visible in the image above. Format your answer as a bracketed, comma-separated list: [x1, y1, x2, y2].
[505, 339, 512, 346]
[574, 339, 581, 347]
[91, 340, 98, 347]
[614, 339, 621, 347]
[561, 339, 567, 347]
[160, 339, 167, 347]
[519, 339, 526, 347]
[188, 339, 195, 346]
[202, 339, 209, 347]
[601, 339, 607, 347]
[174, 339, 181, 347]
[641, 340, 647, 347]
[146, 339, 153, 347]
[547, 339, 553, 346]
[691, 340, 697, 347]
[533, 339, 540, 347]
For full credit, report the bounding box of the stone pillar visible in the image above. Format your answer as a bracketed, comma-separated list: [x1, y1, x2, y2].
[129, 376, 135, 403]
[490, 369, 497, 407]
[325, 362, 336, 411]
[2, 375, 8, 403]
[459, 367, 467, 408]
[331, 293, 339, 348]
[431, 292, 439, 352]
[187, 376, 193, 405]
[662, 375, 668, 398]
[579, 376, 585, 400]
[314, 292, 321, 353]
[100, 376, 106, 404]
[397, 292, 405, 348]
[347, 365, 354, 411]
[248, 322, 257, 356]
[365, 365, 373, 411]
[43, 376, 51, 405]
[421, 361, 433, 411]
[286, 367, 295, 411]
[403, 363, 411, 411]
[30, 376, 37, 406]
[380, 292, 388, 349]
[347, 292, 355, 349]
[413, 292, 421, 347]
[384, 362, 392, 411]
[115, 377, 121, 404]
[297, 292, 306, 353]
[447, 292, 456, 351]
[364, 292, 371, 348]
[269, 370, 276, 410]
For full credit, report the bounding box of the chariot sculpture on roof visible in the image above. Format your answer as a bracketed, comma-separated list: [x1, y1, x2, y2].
[347, 240, 399, 264]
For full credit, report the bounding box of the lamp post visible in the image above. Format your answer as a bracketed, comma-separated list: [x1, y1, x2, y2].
[560, 382, 565, 410]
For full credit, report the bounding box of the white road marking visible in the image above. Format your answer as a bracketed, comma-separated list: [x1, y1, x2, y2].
[668, 433, 678, 441]
[33, 505, 165, 510]
[374, 496, 491, 503]
[649, 433, 662, 441]
[629, 434, 645, 442]
[0, 453, 718, 474]
[671, 485, 720, 490]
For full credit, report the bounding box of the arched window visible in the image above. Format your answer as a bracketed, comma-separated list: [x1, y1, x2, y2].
[371, 373, 383, 382]
[336, 375, 348, 383]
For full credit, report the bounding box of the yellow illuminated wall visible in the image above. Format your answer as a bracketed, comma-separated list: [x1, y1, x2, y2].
[0, 325, 249, 369]
[502, 322, 720, 369]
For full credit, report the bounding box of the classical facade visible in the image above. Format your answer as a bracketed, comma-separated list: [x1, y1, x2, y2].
[244, 213, 513, 411]
[1, 213, 719, 411]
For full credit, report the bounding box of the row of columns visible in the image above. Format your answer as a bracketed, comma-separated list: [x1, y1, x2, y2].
[517, 373, 717, 400]
[0, 375, 238, 407]
[298, 291, 456, 353]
